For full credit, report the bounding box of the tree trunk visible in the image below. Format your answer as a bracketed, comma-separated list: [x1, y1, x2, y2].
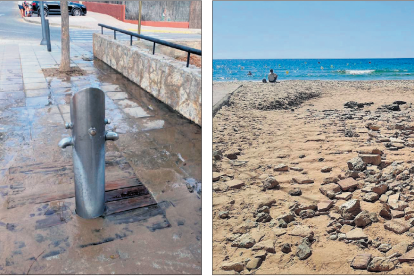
[59, 0, 70, 72]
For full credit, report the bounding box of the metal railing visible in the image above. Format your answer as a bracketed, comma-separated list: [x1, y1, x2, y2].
[98, 23, 201, 67]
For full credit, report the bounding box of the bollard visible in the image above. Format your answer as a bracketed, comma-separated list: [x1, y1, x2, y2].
[45, 19, 51, 52]
[58, 88, 118, 219]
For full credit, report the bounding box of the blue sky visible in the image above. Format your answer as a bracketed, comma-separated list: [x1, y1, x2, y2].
[213, 1, 414, 59]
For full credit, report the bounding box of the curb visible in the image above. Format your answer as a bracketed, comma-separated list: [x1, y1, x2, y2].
[212, 85, 242, 117]
[21, 17, 98, 30]
[127, 28, 201, 35]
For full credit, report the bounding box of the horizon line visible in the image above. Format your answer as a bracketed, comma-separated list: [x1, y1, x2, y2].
[213, 57, 414, 60]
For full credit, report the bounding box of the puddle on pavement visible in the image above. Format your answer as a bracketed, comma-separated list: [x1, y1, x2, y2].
[0, 45, 201, 274]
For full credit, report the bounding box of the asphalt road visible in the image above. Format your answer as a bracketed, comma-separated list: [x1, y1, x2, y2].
[0, 1, 201, 43]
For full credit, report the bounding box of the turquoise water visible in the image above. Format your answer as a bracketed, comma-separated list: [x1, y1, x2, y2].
[213, 59, 414, 81]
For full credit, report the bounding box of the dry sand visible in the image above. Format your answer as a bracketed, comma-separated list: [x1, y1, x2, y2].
[213, 80, 414, 274]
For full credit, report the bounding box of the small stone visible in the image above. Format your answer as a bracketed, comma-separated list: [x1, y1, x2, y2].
[340, 224, 353, 233]
[338, 233, 346, 241]
[281, 243, 291, 253]
[291, 167, 303, 172]
[262, 177, 279, 191]
[252, 240, 275, 253]
[296, 239, 312, 260]
[335, 192, 352, 200]
[231, 234, 256, 248]
[227, 179, 245, 190]
[289, 225, 314, 239]
[363, 192, 379, 202]
[330, 234, 338, 240]
[351, 253, 372, 269]
[218, 211, 229, 219]
[288, 188, 302, 196]
[291, 202, 317, 215]
[372, 183, 388, 195]
[346, 228, 368, 240]
[323, 177, 339, 184]
[354, 211, 372, 228]
[337, 178, 359, 191]
[246, 258, 262, 270]
[398, 248, 414, 263]
[224, 150, 239, 160]
[359, 154, 382, 166]
[367, 257, 395, 272]
[256, 212, 272, 223]
[369, 125, 380, 131]
[340, 199, 362, 220]
[378, 244, 392, 253]
[379, 194, 388, 203]
[213, 172, 223, 182]
[292, 177, 314, 184]
[321, 166, 333, 173]
[391, 210, 404, 218]
[317, 200, 334, 212]
[387, 241, 409, 257]
[277, 219, 287, 228]
[277, 212, 295, 223]
[384, 219, 411, 234]
[347, 157, 367, 171]
[389, 200, 408, 211]
[320, 183, 341, 196]
[221, 261, 245, 272]
[380, 204, 392, 220]
[274, 164, 289, 172]
[299, 209, 315, 218]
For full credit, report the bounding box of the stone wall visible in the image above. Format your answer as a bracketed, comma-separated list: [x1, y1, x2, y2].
[93, 33, 201, 126]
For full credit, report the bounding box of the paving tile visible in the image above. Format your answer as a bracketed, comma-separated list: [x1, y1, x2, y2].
[142, 119, 165, 131]
[25, 89, 50, 98]
[58, 104, 70, 114]
[101, 84, 122, 92]
[23, 77, 46, 84]
[115, 99, 139, 108]
[0, 84, 24, 92]
[25, 82, 49, 90]
[123, 107, 151, 118]
[22, 72, 44, 78]
[106, 92, 130, 100]
[25, 96, 50, 108]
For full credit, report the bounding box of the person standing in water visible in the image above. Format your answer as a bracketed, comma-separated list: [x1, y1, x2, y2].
[247, 71, 252, 75]
[268, 69, 278, 83]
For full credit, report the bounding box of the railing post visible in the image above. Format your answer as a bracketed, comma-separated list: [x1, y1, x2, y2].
[153, 42, 155, 55]
[114, 30, 116, 40]
[130, 35, 132, 46]
[101, 26, 103, 34]
[186, 52, 190, 67]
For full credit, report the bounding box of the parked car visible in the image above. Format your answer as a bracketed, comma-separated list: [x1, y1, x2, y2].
[32, 1, 87, 17]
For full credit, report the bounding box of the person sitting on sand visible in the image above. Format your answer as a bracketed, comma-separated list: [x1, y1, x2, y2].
[247, 71, 252, 76]
[268, 69, 278, 83]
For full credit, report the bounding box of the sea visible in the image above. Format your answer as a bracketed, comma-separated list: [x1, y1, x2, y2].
[213, 58, 414, 82]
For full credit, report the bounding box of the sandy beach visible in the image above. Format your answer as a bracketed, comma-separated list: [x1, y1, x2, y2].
[213, 80, 414, 274]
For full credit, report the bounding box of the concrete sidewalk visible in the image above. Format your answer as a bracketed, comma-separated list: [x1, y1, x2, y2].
[0, 41, 201, 274]
[21, 11, 201, 34]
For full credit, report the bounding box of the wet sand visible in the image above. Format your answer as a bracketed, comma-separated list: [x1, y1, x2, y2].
[213, 80, 414, 274]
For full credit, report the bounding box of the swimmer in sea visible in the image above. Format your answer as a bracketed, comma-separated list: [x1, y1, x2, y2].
[247, 71, 252, 75]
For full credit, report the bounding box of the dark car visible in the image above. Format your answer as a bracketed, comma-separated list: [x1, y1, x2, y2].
[32, 1, 87, 17]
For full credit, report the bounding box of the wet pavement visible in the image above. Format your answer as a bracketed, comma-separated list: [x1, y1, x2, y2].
[0, 42, 201, 274]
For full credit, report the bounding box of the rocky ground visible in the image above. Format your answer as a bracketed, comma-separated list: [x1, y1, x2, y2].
[212, 80, 414, 274]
